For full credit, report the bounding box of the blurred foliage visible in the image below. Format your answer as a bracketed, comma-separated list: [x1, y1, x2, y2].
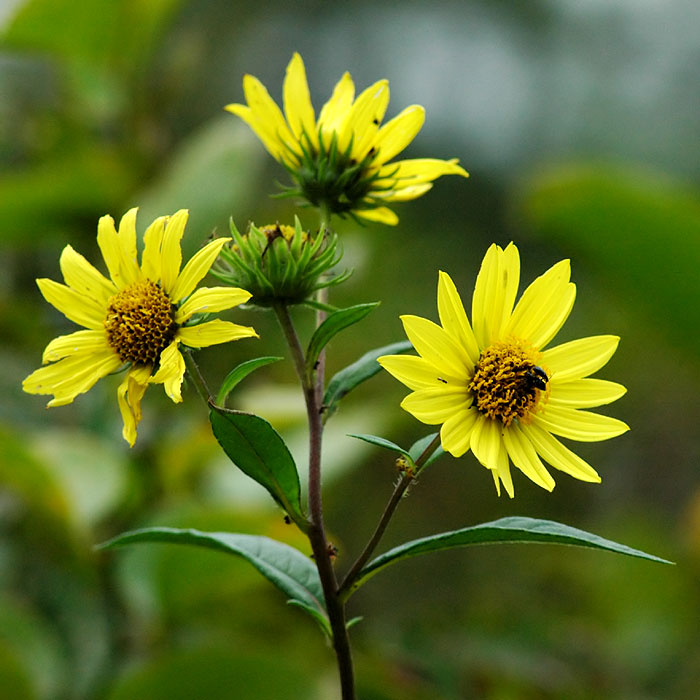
[1, 0, 699, 698]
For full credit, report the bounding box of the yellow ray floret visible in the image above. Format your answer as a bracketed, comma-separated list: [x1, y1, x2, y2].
[378, 243, 629, 497]
[225, 52, 468, 224]
[24, 208, 257, 446]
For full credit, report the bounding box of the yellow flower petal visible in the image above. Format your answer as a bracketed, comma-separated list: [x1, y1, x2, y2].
[354, 206, 399, 225]
[400, 386, 471, 424]
[149, 341, 185, 402]
[533, 405, 629, 442]
[506, 259, 574, 349]
[440, 407, 479, 457]
[377, 354, 449, 391]
[541, 335, 620, 382]
[371, 105, 425, 166]
[159, 209, 188, 295]
[23, 350, 121, 406]
[141, 215, 167, 283]
[471, 243, 520, 347]
[318, 71, 355, 141]
[117, 364, 151, 447]
[378, 183, 433, 202]
[338, 79, 389, 159]
[96, 211, 140, 290]
[59, 245, 116, 305]
[400, 314, 469, 378]
[491, 438, 514, 498]
[175, 286, 252, 323]
[521, 422, 601, 482]
[42, 329, 110, 363]
[376, 158, 468, 184]
[170, 237, 230, 303]
[502, 423, 555, 491]
[225, 103, 287, 162]
[283, 52, 318, 151]
[437, 270, 480, 366]
[117, 207, 139, 273]
[548, 378, 627, 409]
[37, 278, 106, 330]
[177, 319, 258, 348]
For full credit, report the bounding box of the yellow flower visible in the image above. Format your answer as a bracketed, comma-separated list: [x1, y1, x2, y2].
[378, 243, 629, 497]
[225, 52, 468, 225]
[23, 208, 258, 446]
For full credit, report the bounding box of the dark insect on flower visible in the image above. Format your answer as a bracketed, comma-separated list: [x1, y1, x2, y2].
[524, 366, 549, 391]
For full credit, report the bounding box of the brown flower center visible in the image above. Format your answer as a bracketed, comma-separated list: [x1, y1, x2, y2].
[468, 340, 548, 427]
[104, 280, 176, 364]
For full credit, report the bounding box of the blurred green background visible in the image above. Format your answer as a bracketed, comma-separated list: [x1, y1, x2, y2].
[1, 0, 699, 698]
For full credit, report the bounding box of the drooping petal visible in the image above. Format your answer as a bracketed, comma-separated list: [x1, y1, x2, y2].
[376, 158, 468, 184]
[440, 407, 479, 457]
[548, 378, 627, 409]
[533, 405, 630, 442]
[149, 340, 185, 402]
[354, 206, 399, 225]
[59, 245, 116, 305]
[471, 243, 520, 347]
[377, 354, 447, 391]
[400, 385, 471, 424]
[541, 335, 620, 382]
[23, 350, 121, 406]
[491, 437, 514, 498]
[378, 183, 433, 202]
[177, 319, 258, 348]
[283, 52, 318, 151]
[437, 271, 480, 366]
[117, 364, 152, 447]
[470, 416, 503, 471]
[371, 105, 425, 166]
[141, 215, 167, 283]
[502, 422, 555, 491]
[175, 286, 252, 323]
[42, 329, 110, 363]
[505, 259, 574, 349]
[400, 314, 470, 378]
[521, 422, 601, 482]
[37, 278, 106, 330]
[318, 71, 355, 140]
[159, 209, 188, 295]
[170, 237, 231, 303]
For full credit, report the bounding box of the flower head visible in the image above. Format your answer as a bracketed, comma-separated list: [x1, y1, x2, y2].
[23, 208, 257, 446]
[378, 243, 629, 497]
[225, 52, 468, 225]
[214, 217, 349, 307]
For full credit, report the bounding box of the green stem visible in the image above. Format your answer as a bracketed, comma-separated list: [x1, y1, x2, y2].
[338, 432, 442, 599]
[183, 351, 213, 404]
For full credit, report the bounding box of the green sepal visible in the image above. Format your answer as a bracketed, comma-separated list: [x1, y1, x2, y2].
[343, 516, 674, 599]
[98, 527, 327, 625]
[305, 302, 380, 377]
[216, 356, 283, 406]
[209, 406, 307, 531]
[323, 340, 413, 419]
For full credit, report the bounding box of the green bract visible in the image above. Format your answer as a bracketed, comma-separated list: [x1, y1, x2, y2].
[213, 218, 349, 306]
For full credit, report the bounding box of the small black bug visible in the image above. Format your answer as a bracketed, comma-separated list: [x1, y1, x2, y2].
[524, 366, 548, 391]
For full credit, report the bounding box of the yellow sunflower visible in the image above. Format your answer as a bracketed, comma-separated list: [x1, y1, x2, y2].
[225, 52, 468, 225]
[378, 243, 629, 497]
[23, 208, 257, 446]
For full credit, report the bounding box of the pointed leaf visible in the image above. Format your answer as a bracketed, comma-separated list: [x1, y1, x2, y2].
[347, 433, 410, 458]
[408, 432, 443, 469]
[216, 356, 283, 406]
[346, 516, 673, 597]
[323, 340, 413, 418]
[306, 303, 380, 374]
[99, 527, 327, 624]
[210, 407, 306, 530]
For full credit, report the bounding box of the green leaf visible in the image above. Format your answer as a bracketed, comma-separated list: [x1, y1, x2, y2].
[99, 527, 327, 625]
[306, 303, 380, 375]
[347, 433, 409, 458]
[346, 516, 673, 597]
[209, 407, 306, 530]
[408, 432, 443, 469]
[216, 356, 283, 406]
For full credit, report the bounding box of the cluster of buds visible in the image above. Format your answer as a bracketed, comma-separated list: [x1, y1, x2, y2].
[213, 218, 349, 307]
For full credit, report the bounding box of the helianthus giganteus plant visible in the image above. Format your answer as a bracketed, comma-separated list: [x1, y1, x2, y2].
[23, 54, 670, 699]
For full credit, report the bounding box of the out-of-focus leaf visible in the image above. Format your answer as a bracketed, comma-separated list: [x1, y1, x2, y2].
[105, 646, 316, 700]
[306, 302, 379, 376]
[100, 528, 327, 625]
[323, 340, 413, 418]
[216, 356, 282, 407]
[209, 407, 306, 529]
[0, 644, 34, 700]
[517, 164, 700, 353]
[344, 516, 673, 597]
